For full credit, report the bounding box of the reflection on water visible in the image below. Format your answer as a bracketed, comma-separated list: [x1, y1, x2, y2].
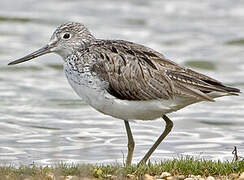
[0, 0, 244, 166]
[226, 39, 244, 46]
[184, 60, 216, 71]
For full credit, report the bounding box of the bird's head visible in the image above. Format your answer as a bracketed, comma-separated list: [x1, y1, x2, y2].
[8, 22, 95, 65]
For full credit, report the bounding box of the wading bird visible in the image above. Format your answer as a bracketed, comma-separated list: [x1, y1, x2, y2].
[8, 22, 240, 166]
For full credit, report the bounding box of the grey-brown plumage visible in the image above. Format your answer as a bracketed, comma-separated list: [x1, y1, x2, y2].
[8, 22, 240, 166]
[74, 39, 240, 102]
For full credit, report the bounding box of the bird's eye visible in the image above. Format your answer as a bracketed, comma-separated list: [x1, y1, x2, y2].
[62, 33, 71, 40]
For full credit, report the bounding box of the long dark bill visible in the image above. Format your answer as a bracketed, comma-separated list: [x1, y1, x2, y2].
[8, 45, 51, 65]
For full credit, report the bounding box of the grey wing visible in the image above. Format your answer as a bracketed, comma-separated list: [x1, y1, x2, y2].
[90, 40, 240, 101]
[90, 40, 174, 101]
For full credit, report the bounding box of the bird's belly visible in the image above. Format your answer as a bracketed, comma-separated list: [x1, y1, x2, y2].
[67, 81, 177, 120]
[101, 99, 177, 120]
[64, 66, 196, 121]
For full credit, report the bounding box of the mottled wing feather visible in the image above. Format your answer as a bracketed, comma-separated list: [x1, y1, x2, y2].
[91, 40, 174, 100]
[90, 40, 239, 101]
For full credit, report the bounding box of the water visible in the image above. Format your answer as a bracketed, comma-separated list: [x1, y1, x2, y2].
[0, 0, 244, 166]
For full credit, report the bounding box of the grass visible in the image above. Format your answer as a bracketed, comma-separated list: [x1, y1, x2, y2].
[0, 157, 244, 179]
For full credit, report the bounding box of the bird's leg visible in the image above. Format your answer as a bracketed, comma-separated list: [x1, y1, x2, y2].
[124, 120, 135, 166]
[138, 115, 173, 166]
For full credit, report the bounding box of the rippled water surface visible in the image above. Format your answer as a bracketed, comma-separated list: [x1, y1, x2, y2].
[0, 0, 244, 166]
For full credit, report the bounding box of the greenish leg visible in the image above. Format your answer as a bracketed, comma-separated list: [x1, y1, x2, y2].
[124, 120, 135, 166]
[138, 115, 173, 166]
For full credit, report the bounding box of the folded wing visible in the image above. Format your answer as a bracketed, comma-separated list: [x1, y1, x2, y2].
[90, 40, 240, 102]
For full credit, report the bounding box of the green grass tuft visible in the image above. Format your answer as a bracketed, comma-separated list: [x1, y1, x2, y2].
[0, 157, 243, 179]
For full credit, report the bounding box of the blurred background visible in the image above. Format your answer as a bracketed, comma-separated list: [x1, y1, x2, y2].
[0, 0, 244, 166]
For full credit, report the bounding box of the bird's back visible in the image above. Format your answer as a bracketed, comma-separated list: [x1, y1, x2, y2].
[87, 39, 240, 101]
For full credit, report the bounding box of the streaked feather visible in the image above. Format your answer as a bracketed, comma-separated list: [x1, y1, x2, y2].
[87, 40, 240, 101]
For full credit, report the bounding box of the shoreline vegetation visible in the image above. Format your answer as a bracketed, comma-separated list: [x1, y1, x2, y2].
[1, 157, 244, 180]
